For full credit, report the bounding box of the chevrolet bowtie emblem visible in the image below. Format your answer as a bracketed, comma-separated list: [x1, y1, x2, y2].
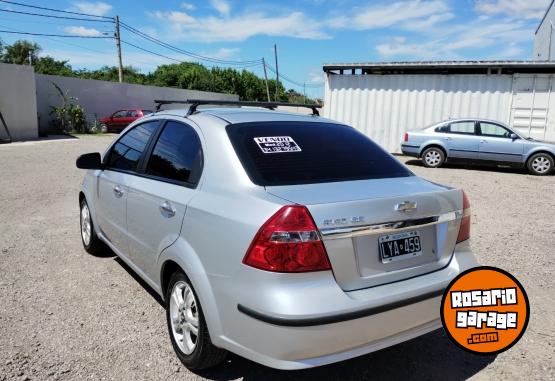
[395, 201, 418, 212]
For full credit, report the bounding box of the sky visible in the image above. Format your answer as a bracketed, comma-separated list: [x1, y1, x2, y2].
[0, 0, 552, 98]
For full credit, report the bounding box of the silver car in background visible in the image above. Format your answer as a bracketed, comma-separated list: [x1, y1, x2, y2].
[401, 118, 555, 175]
[76, 101, 477, 370]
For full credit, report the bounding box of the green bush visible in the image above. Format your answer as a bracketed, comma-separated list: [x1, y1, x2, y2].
[49, 81, 88, 133]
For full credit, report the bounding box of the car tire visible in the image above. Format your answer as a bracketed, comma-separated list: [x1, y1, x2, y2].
[527, 153, 554, 176]
[80, 198, 103, 255]
[100, 124, 108, 133]
[421, 147, 445, 168]
[165, 271, 227, 370]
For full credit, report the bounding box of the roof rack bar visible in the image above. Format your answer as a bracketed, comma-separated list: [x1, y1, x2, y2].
[154, 99, 321, 116]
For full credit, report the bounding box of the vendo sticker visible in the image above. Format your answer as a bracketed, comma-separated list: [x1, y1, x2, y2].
[253, 136, 301, 154]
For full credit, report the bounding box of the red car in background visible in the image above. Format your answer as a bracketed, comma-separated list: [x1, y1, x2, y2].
[99, 109, 153, 133]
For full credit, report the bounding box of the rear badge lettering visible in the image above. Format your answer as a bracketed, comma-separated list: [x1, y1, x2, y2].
[254, 136, 301, 154]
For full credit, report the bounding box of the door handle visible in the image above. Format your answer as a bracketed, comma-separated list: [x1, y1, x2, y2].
[443, 137, 451, 141]
[159, 201, 176, 218]
[480, 140, 487, 143]
[113, 185, 124, 198]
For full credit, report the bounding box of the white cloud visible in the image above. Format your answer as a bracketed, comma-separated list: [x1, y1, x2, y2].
[308, 71, 325, 84]
[180, 2, 195, 11]
[331, 0, 452, 30]
[210, 0, 230, 16]
[63, 26, 103, 37]
[148, 0, 454, 43]
[70, 1, 112, 16]
[200, 47, 239, 60]
[375, 19, 534, 59]
[150, 10, 329, 42]
[474, 0, 551, 20]
[149, 11, 196, 24]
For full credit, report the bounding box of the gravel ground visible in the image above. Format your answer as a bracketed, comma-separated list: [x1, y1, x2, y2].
[0, 135, 553, 381]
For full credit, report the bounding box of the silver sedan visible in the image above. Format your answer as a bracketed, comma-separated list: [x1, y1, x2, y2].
[76, 102, 477, 370]
[401, 118, 555, 175]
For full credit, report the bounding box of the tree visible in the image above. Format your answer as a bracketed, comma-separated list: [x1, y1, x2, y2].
[1, 40, 40, 65]
[34, 56, 74, 76]
[76, 65, 148, 84]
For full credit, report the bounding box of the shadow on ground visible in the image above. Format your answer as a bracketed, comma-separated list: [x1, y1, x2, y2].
[195, 330, 495, 381]
[109, 249, 496, 381]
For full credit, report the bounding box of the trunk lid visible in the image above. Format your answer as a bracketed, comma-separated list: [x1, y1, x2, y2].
[266, 177, 464, 291]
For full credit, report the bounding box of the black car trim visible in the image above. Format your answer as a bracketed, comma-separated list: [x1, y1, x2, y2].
[478, 151, 522, 157]
[237, 288, 444, 327]
[449, 149, 477, 153]
[401, 143, 419, 148]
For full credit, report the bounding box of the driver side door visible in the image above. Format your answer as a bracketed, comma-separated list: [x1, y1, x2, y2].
[477, 122, 525, 164]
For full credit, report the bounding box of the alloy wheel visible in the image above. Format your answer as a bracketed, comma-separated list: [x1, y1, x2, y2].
[169, 281, 199, 355]
[531, 156, 551, 174]
[425, 150, 442, 166]
[80, 203, 92, 246]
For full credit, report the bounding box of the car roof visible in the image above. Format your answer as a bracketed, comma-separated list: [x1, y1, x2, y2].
[152, 107, 336, 125]
[433, 118, 508, 125]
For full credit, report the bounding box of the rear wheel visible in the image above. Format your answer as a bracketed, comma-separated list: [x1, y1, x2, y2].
[527, 153, 554, 176]
[165, 271, 227, 370]
[100, 123, 108, 133]
[421, 147, 445, 168]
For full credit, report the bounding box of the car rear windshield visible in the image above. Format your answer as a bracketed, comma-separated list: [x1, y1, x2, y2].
[226, 121, 413, 186]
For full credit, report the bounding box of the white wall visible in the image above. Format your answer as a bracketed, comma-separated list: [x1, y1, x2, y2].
[324, 74, 514, 152]
[0, 63, 38, 140]
[534, 1, 555, 61]
[35, 74, 239, 135]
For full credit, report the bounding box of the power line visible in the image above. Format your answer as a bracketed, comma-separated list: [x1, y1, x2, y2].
[0, 30, 112, 38]
[0, 0, 113, 20]
[265, 62, 323, 88]
[0, 23, 112, 54]
[119, 21, 262, 66]
[121, 39, 262, 69]
[0, 8, 114, 22]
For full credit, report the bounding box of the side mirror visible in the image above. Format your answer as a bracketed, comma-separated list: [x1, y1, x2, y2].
[510, 133, 519, 140]
[76, 152, 103, 170]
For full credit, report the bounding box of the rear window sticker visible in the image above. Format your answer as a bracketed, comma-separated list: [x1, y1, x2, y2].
[253, 136, 302, 154]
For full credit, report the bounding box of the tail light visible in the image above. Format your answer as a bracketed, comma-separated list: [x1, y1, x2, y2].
[404, 132, 409, 142]
[243, 205, 331, 272]
[456, 191, 471, 243]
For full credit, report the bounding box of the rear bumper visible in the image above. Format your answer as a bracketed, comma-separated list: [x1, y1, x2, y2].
[401, 144, 420, 157]
[213, 240, 477, 369]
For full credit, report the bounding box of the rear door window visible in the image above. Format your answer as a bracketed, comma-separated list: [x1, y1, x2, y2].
[449, 121, 476, 135]
[145, 121, 203, 185]
[106, 121, 159, 172]
[226, 122, 412, 186]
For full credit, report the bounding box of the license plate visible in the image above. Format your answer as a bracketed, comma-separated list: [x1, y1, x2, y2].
[379, 231, 422, 263]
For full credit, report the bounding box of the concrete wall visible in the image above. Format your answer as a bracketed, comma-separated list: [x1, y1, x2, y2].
[534, 1, 555, 61]
[0, 63, 38, 140]
[35, 74, 238, 135]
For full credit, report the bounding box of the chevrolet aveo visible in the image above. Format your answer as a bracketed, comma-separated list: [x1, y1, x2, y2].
[76, 101, 478, 370]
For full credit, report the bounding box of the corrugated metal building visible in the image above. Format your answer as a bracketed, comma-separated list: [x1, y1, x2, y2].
[534, 0, 555, 60]
[323, 61, 555, 152]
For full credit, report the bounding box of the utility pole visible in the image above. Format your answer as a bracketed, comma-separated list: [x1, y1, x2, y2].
[262, 58, 271, 102]
[28, 51, 32, 66]
[274, 44, 279, 102]
[115, 16, 123, 83]
[303, 82, 306, 103]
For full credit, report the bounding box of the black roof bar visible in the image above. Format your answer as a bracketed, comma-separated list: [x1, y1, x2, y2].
[154, 99, 321, 116]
